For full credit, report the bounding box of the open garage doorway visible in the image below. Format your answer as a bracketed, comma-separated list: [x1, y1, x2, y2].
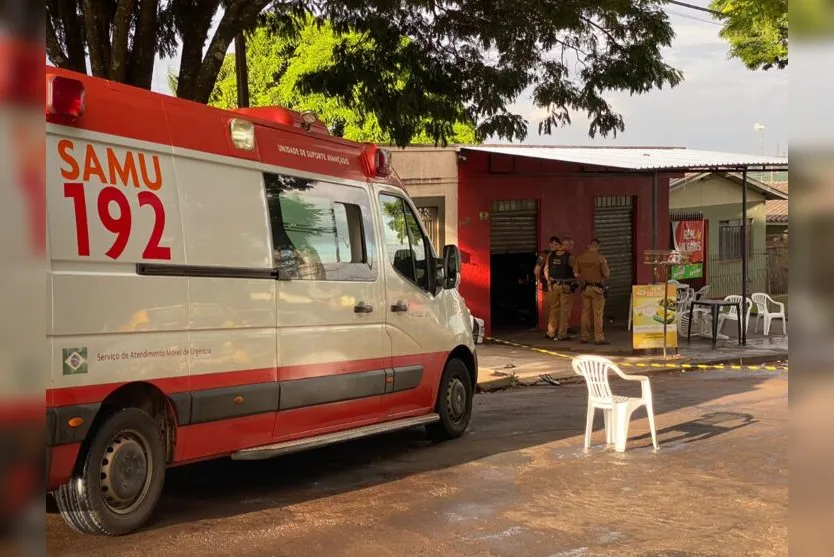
[490, 199, 539, 332]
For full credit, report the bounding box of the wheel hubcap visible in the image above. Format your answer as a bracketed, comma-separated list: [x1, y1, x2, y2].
[447, 378, 467, 422]
[100, 432, 152, 515]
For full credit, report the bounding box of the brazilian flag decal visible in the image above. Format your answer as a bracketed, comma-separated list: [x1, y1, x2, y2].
[62, 347, 88, 375]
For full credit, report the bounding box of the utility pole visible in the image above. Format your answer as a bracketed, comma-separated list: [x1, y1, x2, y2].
[234, 34, 250, 108]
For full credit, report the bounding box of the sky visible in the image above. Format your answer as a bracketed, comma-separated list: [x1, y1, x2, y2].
[149, 2, 788, 157]
[504, 7, 789, 156]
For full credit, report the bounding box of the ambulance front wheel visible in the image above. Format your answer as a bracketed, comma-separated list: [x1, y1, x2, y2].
[427, 357, 474, 441]
[54, 407, 166, 536]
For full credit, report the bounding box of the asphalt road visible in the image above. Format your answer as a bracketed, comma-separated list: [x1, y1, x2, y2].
[47, 370, 788, 557]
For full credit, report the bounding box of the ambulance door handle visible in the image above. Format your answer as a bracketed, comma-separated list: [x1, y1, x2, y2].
[354, 302, 374, 314]
[391, 301, 408, 313]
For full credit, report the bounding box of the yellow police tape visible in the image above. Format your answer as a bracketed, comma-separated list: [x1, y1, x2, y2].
[485, 336, 788, 373]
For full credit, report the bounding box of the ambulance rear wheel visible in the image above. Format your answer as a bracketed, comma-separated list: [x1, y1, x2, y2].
[54, 407, 166, 536]
[427, 358, 473, 441]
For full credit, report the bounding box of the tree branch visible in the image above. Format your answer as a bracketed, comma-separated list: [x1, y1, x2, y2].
[579, 16, 624, 52]
[190, 0, 272, 103]
[109, 0, 136, 81]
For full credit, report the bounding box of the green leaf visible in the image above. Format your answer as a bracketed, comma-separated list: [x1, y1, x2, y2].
[710, 0, 788, 70]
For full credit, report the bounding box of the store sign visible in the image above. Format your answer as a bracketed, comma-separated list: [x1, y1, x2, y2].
[671, 264, 702, 280]
[671, 220, 704, 279]
[632, 284, 679, 350]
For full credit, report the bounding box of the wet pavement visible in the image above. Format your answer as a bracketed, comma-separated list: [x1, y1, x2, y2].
[47, 370, 788, 557]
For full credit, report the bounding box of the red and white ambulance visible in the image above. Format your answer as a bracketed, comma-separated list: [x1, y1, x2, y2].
[45, 66, 478, 536]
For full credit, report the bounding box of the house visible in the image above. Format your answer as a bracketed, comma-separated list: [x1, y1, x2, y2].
[394, 147, 787, 336]
[668, 172, 788, 298]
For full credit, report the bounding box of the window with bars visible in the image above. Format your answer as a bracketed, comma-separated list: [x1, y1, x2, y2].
[718, 219, 752, 260]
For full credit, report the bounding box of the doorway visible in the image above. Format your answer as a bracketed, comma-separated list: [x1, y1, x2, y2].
[489, 199, 539, 331]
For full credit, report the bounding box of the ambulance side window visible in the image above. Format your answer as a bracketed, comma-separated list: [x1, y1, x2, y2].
[264, 172, 377, 281]
[379, 193, 431, 292]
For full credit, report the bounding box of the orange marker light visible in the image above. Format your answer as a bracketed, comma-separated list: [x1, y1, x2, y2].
[68, 417, 84, 428]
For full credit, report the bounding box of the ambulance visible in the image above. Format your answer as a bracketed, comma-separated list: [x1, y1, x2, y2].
[45, 66, 478, 536]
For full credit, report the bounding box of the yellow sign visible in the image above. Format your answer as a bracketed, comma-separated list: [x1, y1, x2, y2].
[632, 284, 678, 350]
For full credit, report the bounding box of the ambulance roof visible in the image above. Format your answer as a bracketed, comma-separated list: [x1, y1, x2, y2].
[45, 66, 400, 187]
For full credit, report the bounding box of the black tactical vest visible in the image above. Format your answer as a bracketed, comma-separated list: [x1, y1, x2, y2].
[548, 251, 574, 281]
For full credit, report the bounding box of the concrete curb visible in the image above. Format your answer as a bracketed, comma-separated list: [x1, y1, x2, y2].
[475, 353, 787, 393]
[475, 371, 517, 393]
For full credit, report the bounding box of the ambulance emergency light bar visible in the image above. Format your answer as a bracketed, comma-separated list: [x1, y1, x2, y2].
[46, 72, 393, 178]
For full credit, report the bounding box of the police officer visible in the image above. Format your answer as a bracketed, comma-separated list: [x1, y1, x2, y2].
[534, 236, 560, 295]
[544, 237, 576, 340]
[573, 238, 611, 345]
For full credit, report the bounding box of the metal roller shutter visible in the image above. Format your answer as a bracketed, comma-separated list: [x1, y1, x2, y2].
[594, 196, 634, 323]
[490, 199, 538, 254]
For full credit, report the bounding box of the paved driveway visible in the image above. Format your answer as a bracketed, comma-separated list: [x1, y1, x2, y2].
[47, 370, 788, 557]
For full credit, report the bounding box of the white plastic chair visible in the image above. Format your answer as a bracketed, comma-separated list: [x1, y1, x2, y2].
[751, 293, 786, 335]
[722, 295, 753, 336]
[571, 355, 659, 453]
[694, 285, 711, 300]
[676, 287, 694, 313]
[676, 288, 696, 335]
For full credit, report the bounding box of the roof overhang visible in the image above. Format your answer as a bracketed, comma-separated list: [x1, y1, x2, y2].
[457, 145, 789, 173]
[670, 172, 789, 200]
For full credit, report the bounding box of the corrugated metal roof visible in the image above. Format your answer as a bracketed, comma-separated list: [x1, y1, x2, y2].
[457, 145, 788, 171]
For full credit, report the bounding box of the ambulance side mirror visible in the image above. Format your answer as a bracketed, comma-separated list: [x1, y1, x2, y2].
[442, 245, 461, 290]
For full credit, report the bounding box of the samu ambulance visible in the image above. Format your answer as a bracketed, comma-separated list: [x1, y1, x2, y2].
[45, 66, 478, 536]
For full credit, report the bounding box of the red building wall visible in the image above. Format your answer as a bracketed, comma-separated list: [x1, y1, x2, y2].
[456, 151, 673, 336]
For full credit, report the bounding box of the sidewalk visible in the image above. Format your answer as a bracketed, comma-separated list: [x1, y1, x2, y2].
[476, 326, 788, 391]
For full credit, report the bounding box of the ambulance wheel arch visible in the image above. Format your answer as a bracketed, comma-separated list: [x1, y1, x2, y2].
[80, 382, 178, 462]
[446, 344, 477, 392]
[427, 353, 475, 440]
[54, 383, 176, 536]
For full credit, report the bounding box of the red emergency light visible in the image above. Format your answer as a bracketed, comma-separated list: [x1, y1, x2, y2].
[375, 147, 393, 177]
[362, 144, 393, 178]
[46, 74, 85, 122]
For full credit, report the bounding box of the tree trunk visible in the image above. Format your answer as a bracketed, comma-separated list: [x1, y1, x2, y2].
[175, 0, 221, 100]
[81, 0, 108, 76]
[57, 0, 88, 72]
[45, 16, 70, 69]
[109, 0, 136, 82]
[128, 0, 160, 89]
